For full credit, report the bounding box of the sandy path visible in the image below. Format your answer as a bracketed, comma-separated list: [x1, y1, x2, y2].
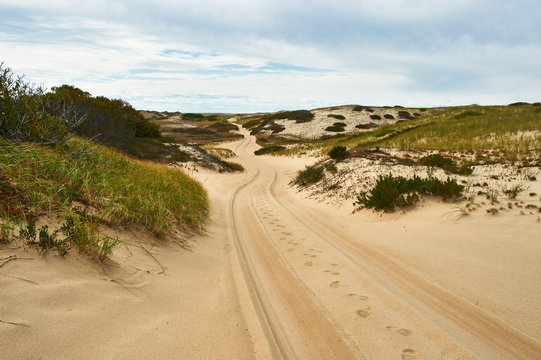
[215, 127, 541, 359]
[2, 126, 540, 359]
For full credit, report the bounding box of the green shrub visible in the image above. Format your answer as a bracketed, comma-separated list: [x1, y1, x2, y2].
[355, 174, 464, 211]
[397, 111, 412, 119]
[370, 114, 381, 120]
[328, 114, 345, 120]
[270, 110, 314, 123]
[356, 123, 378, 129]
[352, 105, 365, 111]
[421, 154, 473, 175]
[182, 113, 206, 121]
[242, 119, 261, 129]
[325, 125, 345, 132]
[325, 164, 338, 173]
[333, 122, 346, 127]
[384, 114, 394, 119]
[295, 167, 324, 186]
[329, 146, 348, 161]
[254, 145, 286, 155]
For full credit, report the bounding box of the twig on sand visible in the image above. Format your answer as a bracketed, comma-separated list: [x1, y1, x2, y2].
[0, 255, 33, 269]
[0, 319, 31, 328]
[140, 245, 166, 275]
[0, 273, 39, 285]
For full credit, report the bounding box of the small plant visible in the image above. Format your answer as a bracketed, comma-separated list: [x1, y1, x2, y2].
[61, 212, 120, 260]
[354, 174, 464, 212]
[0, 218, 13, 244]
[295, 167, 324, 186]
[95, 235, 121, 261]
[502, 183, 529, 199]
[38, 225, 59, 252]
[452, 206, 469, 219]
[530, 192, 537, 197]
[328, 114, 345, 120]
[397, 110, 413, 119]
[333, 122, 346, 127]
[325, 164, 338, 173]
[325, 125, 345, 132]
[486, 189, 499, 204]
[420, 154, 473, 175]
[254, 145, 286, 155]
[19, 219, 37, 243]
[329, 146, 348, 161]
[370, 114, 381, 120]
[383, 114, 394, 119]
[355, 123, 378, 129]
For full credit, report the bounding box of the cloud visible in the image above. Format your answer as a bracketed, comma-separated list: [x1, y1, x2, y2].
[0, 0, 540, 111]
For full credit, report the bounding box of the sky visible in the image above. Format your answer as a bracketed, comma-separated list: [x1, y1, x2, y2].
[1, 0, 540, 113]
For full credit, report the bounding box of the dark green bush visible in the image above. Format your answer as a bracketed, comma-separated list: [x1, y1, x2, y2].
[295, 167, 324, 186]
[421, 154, 473, 175]
[333, 122, 346, 127]
[328, 114, 345, 120]
[384, 114, 394, 119]
[269, 110, 314, 123]
[352, 105, 365, 111]
[325, 125, 345, 132]
[355, 174, 464, 211]
[242, 119, 261, 129]
[398, 111, 412, 119]
[329, 146, 348, 161]
[254, 145, 286, 155]
[182, 113, 206, 121]
[370, 114, 381, 120]
[356, 123, 378, 129]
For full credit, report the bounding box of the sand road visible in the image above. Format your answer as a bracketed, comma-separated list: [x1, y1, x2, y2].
[1, 127, 540, 359]
[214, 127, 541, 359]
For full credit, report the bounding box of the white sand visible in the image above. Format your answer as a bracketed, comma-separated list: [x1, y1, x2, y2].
[1, 124, 540, 359]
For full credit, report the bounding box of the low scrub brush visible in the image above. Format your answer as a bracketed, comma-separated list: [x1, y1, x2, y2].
[355, 174, 464, 212]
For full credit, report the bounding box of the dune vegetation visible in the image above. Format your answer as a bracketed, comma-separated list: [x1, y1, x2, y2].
[0, 63, 208, 259]
[271, 104, 541, 162]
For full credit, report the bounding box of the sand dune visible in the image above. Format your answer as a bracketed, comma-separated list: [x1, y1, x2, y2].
[1, 125, 540, 359]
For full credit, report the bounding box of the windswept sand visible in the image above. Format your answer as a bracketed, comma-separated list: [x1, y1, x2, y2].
[1, 124, 540, 359]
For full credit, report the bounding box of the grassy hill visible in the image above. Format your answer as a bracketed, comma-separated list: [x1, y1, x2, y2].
[0, 64, 209, 259]
[262, 104, 541, 163]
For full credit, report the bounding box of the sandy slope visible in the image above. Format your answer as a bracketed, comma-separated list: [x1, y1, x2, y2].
[2, 125, 540, 359]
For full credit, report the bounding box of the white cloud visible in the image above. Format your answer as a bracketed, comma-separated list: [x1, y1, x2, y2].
[0, 0, 540, 111]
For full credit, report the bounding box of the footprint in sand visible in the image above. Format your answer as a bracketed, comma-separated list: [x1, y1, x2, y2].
[401, 349, 417, 360]
[348, 293, 369, 301]
[330, 281, 340, 288]
[287, 248, 294, 252]
[356, 308, 370, 318]
[304, 261, 313, 267]
[332, 272, 340, 276]
[304, 253, 317, 258]
[397, 328, 412, 337]
[281, 232, 292, 236]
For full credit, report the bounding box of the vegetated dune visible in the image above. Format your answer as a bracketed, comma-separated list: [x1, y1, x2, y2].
[2, 107, 541, 359]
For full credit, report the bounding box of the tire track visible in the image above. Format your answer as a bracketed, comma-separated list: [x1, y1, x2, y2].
[227, 168, 359, 359]
[267, 169, 541, 360]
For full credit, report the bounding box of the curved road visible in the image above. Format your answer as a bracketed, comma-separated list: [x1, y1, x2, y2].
[217, 127, 541, 360]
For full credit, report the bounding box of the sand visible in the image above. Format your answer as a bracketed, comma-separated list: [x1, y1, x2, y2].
[1, 124, 540, 359]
